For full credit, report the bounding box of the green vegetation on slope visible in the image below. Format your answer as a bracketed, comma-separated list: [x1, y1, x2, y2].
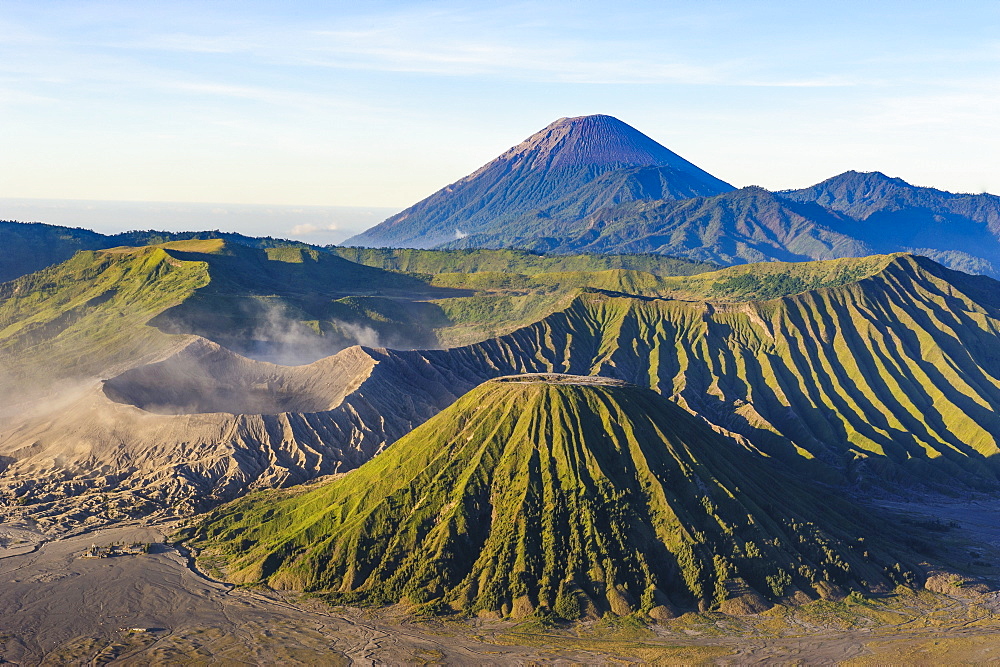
[134, 242, 455, 363]
[394, 253, 1000, 487]
[9, 240, 982, 495]
[428, 253, 898, 306]
[327, 246, 717, 276]
[0, 244, 211, 391]
[184, 375, 918, 619]
[421, 255, 902, 344]
[676, 254, 899, 301]
[424, 269, 676, 344]
[0, 220, 315, 284]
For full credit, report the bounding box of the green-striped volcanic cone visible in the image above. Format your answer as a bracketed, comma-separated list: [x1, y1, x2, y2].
[185, 374, 918, 618]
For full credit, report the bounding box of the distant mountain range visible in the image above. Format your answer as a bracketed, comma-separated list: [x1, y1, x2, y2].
[0, 221, 309, 284]
[10, 115, 999, 279]
[345, 115, 1000, 277]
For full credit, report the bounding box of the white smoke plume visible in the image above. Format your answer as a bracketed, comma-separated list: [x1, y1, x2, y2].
[238, 300, 385, 366]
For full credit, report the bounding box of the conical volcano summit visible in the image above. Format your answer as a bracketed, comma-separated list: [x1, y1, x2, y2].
[478, 114, 730, 175]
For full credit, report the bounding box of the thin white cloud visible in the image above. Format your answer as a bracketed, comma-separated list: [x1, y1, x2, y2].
[5, 2, 981, 97]
[302, 23, 732, 85]
[110, 33, 255, 54]
[0, 86, 57, 105]
[164, 80, 368, 111]
[0, 4, 791, 87]
[867, 90, 1000, 129]
[291, 223, 339, 235]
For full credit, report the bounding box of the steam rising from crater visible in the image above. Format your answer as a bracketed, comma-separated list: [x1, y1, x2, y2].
[187, 300, 387, 366]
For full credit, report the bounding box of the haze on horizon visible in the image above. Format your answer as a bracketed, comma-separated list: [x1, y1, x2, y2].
[3, 0, 1000, 237]
[0, 197, 401, 245]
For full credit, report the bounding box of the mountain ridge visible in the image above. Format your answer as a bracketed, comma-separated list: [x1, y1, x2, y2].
[342, 116, 1000, 277]
[344, 115, 734, 248]
[443, 174, 1000, 276]
[4, 249, 1000, 534]
[0, 220, 319, 284]
[444, 185, 871, 265]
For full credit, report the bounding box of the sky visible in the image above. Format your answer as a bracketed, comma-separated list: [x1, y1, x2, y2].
[3, 1, 1000, 241]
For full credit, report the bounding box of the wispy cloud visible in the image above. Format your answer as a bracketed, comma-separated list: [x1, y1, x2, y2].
[0, 86, 57, 106]
[3, 1, 969, 101]
[111, 33, 256, 54]
[867, 89, 1000, 129]
[300, 34, 730, 85]
[163, 79, 375, 112]
[296, 7, 740, 86]
[12, 4, 802, 87]
[291, 223, 339, 235]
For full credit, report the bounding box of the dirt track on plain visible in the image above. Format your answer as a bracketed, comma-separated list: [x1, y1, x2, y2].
[0, 524, 627, 664]
[1, 503, 1000, 664]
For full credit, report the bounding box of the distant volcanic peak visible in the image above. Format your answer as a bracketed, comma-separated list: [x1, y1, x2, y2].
[493, 114, 729, 179]
[342, 114, 733, 248]
[821, 170, 910, 190]
[797, 171, 922, 202]
[778, 170, 923, 210]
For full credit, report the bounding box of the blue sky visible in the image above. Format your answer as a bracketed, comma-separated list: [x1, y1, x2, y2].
[3, 0, 1000, 219]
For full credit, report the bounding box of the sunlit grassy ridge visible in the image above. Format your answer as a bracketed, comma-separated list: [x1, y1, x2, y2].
[5, 242, 994, 487]
[421, 254, 901, 344]
[0, 243, 210, 387]
[0, 220, 315, 283]
[0, 238, 423, 385]
[328, 246, 717, 276]
[185, 376, 917, 618]
[0, 238, 436, 385]
[369, 254, 1000, 486]
[147, 241, 455, 360]
[2, 240, 891, 375]
[427, 254, 897, 301]
[660, 253, 899, 300]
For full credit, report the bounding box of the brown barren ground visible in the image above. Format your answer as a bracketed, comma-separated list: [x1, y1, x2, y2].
[0, 496, 998, 664]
